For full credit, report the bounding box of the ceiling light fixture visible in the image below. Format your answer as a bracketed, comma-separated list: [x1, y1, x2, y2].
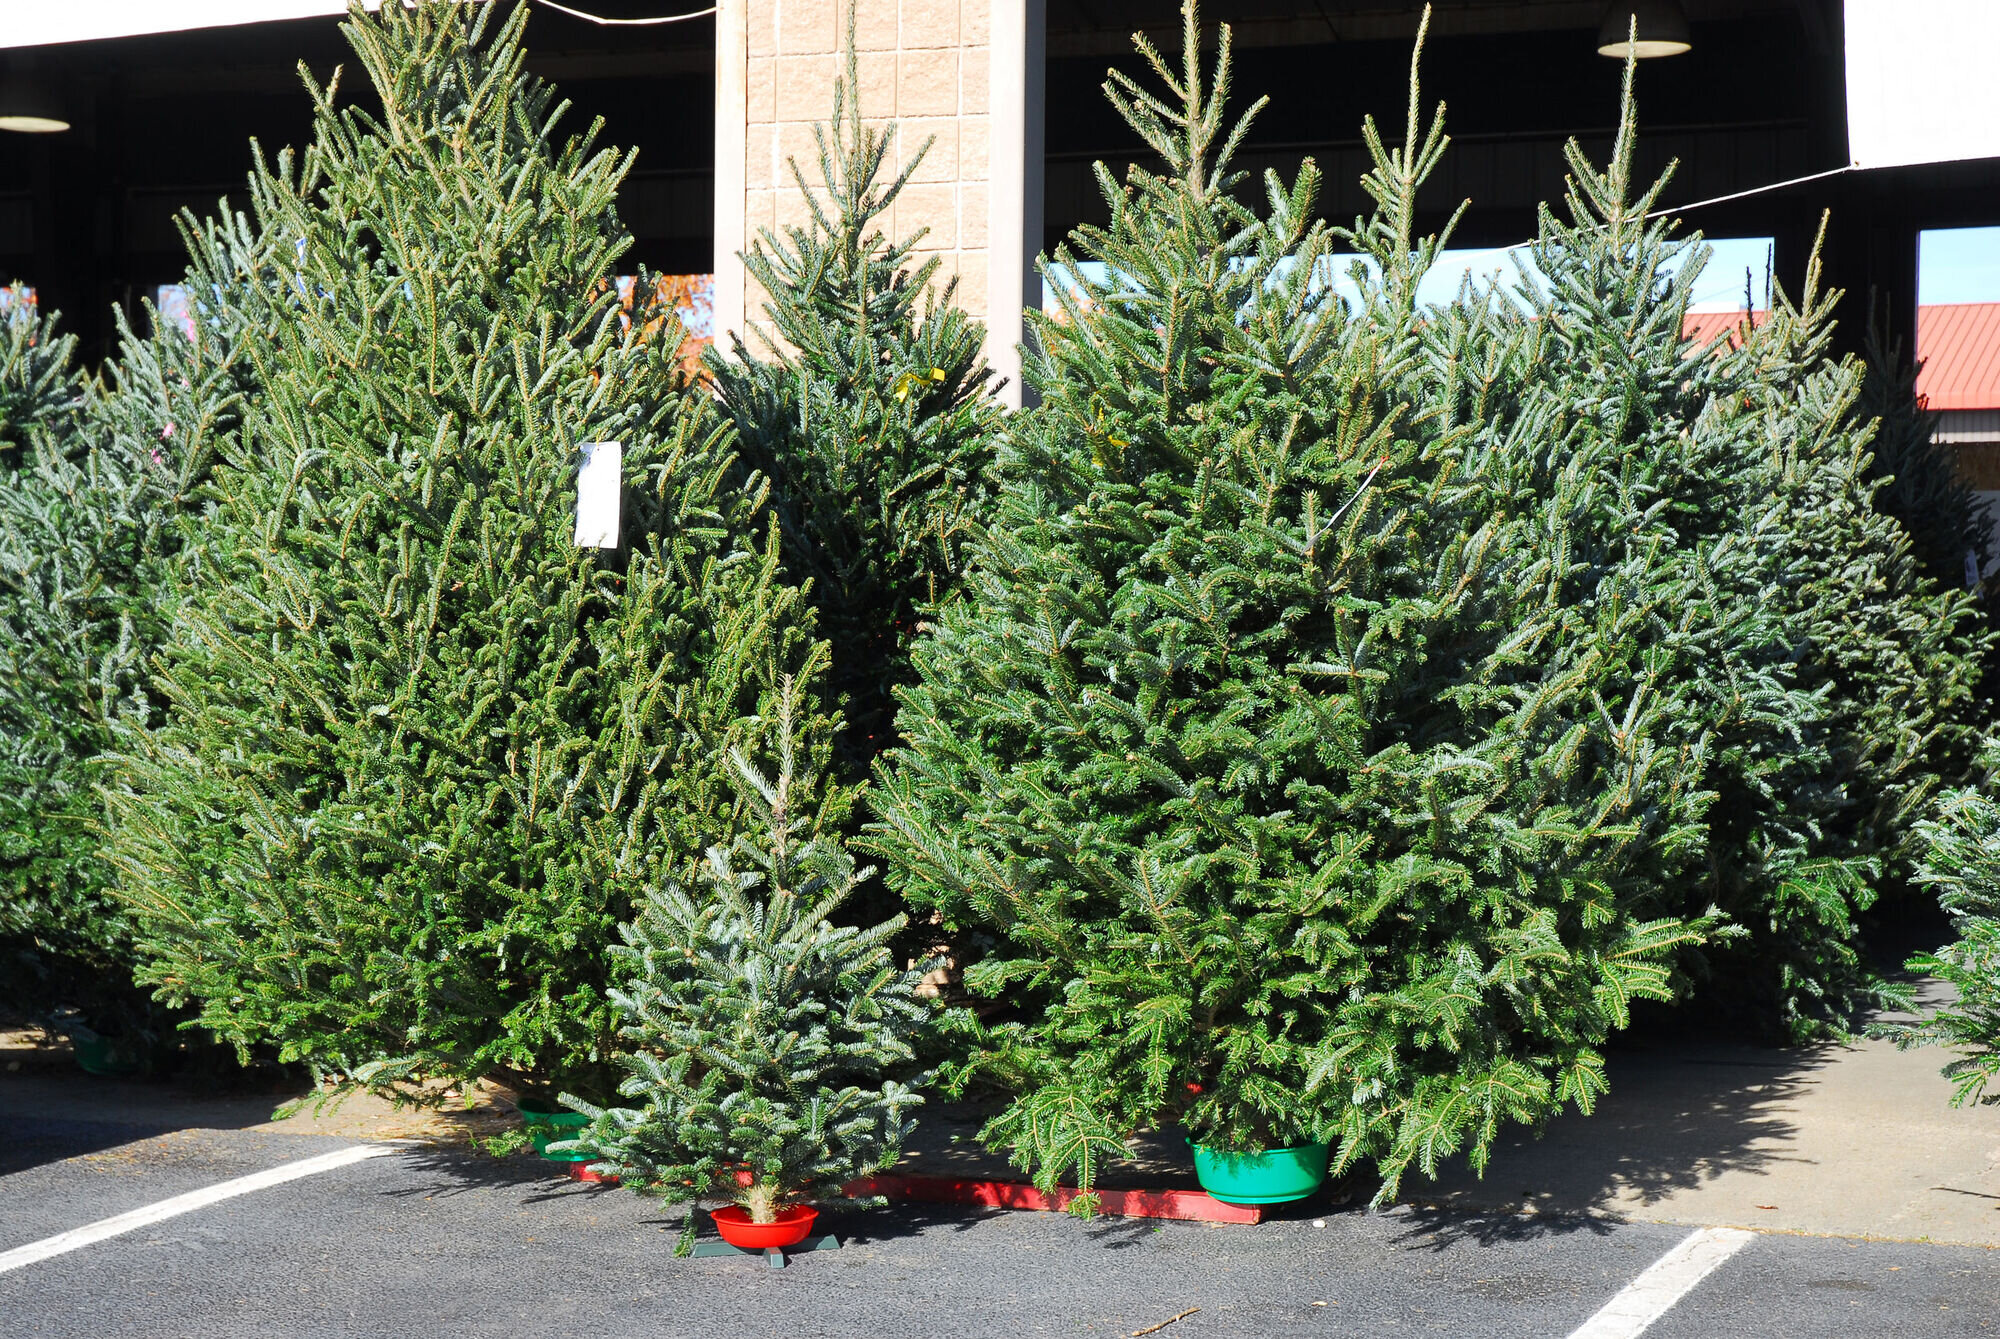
[0, 66, 69, 133]
[1597, 0, 1693, 59]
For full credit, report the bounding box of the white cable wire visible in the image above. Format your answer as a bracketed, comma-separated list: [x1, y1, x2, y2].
[1640, 162, 1857, 222]
[1453, 164, 1862, 259]
[531, 0, 717, 24]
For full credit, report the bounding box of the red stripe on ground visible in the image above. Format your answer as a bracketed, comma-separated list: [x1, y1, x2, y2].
[846, 1173, 1262, 1223]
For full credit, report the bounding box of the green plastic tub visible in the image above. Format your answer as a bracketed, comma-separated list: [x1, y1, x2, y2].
[69, 1029, 144, 1078]
[517, 1098, 593, 1162]
[1188, 1140, 1330, 1205]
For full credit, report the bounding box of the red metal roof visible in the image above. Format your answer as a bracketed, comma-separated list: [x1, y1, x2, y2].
[1682, 310, 1769, 351]
[1916, 303, 2000, 411]
[1676, 304, 2000, 412]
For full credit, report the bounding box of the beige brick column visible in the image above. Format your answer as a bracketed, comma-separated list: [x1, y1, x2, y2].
[712, 0, 1042, 407]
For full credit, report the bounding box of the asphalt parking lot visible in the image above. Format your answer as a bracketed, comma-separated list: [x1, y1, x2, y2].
[2, 1105, 1996, 1339]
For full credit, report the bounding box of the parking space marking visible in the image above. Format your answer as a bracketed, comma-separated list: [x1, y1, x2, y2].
[1564, 1226, 1757, 1339]
[0, 1142, 394, 1275]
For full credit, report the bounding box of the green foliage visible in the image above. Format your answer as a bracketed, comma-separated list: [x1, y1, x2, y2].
[1408, 98, 1987, 1041]
[559, 678, 928, 1224]
[868, 6, 1718, 1206]
[708, 46, 1000, 781]
[0, 296, 79, 465]
[1687, 261, 1986, 1034]
[0, 301, 113, 1020]
[102, 0, 836, 1101]
[1856, 316, 1991, 593]
[0, 171, 284, 1057]
[1895, 764, 2000, 1105]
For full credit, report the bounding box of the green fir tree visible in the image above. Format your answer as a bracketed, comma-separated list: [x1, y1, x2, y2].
[1856, 312, 1992, 593]
[1414, 95, 1987, 1039]
[1727, 270, 1988, 1032]
[0, 294, 79, 464]
[708, 42, 1000, 783]
[1893, 759, 2000, 1106]
[1424, 148, 1849, 1039]
[103, 0, 837, 1101]
[0, 207, 271, 1045]
[560, 674, 928, 1226]
[868, 6, 1716, 1208]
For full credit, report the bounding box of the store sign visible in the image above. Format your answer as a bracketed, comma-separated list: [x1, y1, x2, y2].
[1847, 0, 2000, 169]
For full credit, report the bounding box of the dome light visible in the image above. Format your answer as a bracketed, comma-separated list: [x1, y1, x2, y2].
[0, 68, 69, 133]
[1597, 0, 1693, 59]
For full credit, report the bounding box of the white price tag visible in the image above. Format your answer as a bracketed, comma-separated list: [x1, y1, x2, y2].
[574, 441, 622, 549]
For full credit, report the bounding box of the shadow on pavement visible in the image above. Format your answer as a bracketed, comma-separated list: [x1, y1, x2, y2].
[1402, 1039, 1824, 1219]
[372, 1143, 633, 1204]
[0, 1031, 304, 1177]
[822, 1200, 1006, 1243]
[1390, 1204, 1621, 1251]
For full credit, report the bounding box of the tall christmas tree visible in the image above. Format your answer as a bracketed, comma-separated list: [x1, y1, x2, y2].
[0, 202, 271, 1045]
[1856, 312, 1992, 594]
[708, 41, 999, 784]
[1723, 270, 1987, 1033]
[0, 300, 108, 1022]
[869, 6, 1715, 1205]
[1430, 123, 1989, 1037]
[1417, 135, 1848, 1039]
[104, 0, 837, 1101]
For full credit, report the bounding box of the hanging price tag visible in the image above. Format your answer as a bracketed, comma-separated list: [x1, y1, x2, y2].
[574, 441, 622, 549]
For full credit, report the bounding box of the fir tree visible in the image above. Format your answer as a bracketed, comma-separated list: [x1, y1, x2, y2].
[0, 295, 79, 464]
[868, 6, 1715, 1207]
[1417, 136, 1843, 1039]
[1893, 761, 2000, 1106]
[1727, 273, 1988, 1032]
[103, 0, 837, 1100]
[559, 674, 927, 1225]
[708, 41, 1000, 783]
[0, 300, 106, 1019]
[0, 212, 268, 1042]
[1856, 313, 1992, 593]
[1412, 87, 1988, 1039]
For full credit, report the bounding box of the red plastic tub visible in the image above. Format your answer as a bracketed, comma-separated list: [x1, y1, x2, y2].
[709, 1205, 818, 1250]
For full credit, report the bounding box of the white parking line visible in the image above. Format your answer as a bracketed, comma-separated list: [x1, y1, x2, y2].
[0, 1143, 395, 1275]
[1565, 1226, 1757, 1339]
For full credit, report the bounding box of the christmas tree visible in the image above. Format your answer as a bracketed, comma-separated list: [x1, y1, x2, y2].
[1720, 271, 1988, 1034]
[1407, 77, 1988, 1039]
[1552, 225, 1986, 1036]
[0, 294, 78, 462]
[559, 675, 927, 1225]
[1895, 760, 2000, 1106]
[708, 40, 999, 783]
[1427, 141, 1848, 1038]
[0, 196, 273, 1047]
[0, 300, 108, 1022]
[104, 0, 837, 1101]
[868, 6, 1715, 1206]
[1856, 312, 1992, 594]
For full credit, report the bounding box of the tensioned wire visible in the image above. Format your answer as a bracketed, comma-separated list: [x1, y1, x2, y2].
[530, 0, 718, 24]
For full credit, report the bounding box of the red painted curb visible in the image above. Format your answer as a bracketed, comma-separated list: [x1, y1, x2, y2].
[845, 1173, 1262, 1224]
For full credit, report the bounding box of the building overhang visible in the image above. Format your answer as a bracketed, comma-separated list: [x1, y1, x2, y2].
[4, 2, 381, 51]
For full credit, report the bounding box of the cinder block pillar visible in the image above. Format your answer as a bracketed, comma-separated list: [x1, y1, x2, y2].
[711, 0, 1043, 407]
